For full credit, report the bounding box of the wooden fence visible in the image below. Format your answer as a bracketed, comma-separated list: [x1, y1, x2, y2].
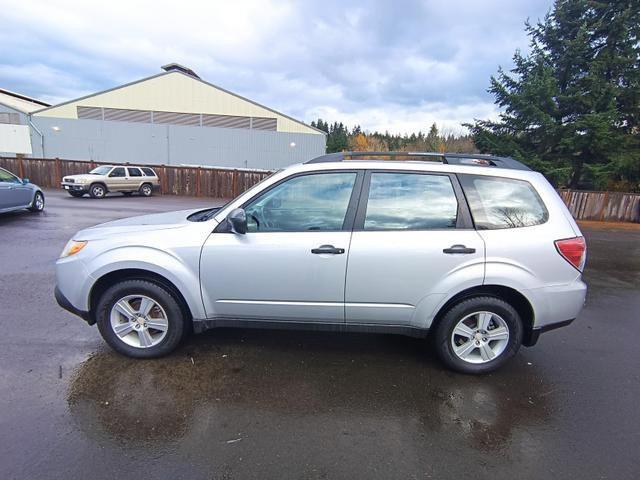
[1, 157, 639, 222]
[558, 189, 640, 223]
[0, 157, 272, 198]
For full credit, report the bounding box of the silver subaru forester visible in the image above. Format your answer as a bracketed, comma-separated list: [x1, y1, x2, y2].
[55, 152, 587, 373]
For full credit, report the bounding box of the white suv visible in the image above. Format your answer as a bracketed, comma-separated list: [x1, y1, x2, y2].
[55, 152, 587, 373]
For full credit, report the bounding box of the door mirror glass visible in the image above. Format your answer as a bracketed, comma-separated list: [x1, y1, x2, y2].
[227, 208, 248, 234]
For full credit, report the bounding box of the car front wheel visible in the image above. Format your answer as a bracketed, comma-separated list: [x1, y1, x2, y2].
[29, 191, 45, 212]
[89, 183, 107, 199]
[96, 279, 185, 358]
[434, 296, 523, 374]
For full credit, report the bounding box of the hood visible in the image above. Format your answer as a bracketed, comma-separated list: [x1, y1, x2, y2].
[64, 174, 98, 183]
[75, 209, 203, 240]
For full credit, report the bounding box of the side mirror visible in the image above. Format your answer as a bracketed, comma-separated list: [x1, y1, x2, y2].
[227, 208, 247, 234]
[22, 178, 30, 184]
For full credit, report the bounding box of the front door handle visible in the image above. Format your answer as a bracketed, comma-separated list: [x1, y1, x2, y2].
[443, 244, 476, 254]
[311, 244, 345, 255]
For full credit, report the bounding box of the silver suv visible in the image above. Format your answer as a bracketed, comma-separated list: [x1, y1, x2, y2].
[54, 152, 587, 373]
[61, 165, 160, 198]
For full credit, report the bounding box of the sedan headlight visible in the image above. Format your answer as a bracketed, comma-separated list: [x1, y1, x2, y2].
[60, 240, 88, 258]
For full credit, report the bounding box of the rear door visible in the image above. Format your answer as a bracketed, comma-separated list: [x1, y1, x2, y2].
[126, 167, 144, 190]
[344, 170, 485, 328]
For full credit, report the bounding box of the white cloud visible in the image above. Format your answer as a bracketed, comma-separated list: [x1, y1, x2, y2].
[0, 0, 551, 133]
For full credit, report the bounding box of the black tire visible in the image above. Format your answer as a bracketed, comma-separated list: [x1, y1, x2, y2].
[139, 183, 153, 197]
[28, 191, 45, 212]
[89, 183, 107, 199]
[433, 296, 523, 374]
[95, 279, 185, 358]
[68, 191, 84, 198]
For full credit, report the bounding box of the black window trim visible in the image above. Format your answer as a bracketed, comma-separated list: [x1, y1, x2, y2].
[352, 169, 474, 232]
[216, 169, 365, 233]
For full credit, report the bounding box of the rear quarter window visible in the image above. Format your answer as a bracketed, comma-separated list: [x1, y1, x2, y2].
[459, 174, 548, 229]
[141, 168, 156, 176]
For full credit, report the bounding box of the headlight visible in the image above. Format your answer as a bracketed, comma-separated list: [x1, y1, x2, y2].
[60, 240, 88, 258]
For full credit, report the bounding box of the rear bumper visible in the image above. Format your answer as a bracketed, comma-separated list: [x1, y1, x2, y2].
[523, 318, 574, 347]
[54, 285, 93, 324]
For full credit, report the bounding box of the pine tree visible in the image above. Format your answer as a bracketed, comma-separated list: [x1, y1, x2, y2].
[466, 0, 640, 189]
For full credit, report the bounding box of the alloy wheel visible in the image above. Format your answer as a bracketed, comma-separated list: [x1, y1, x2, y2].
[450, 311, 510, 364]
[109, 294, 169, 348]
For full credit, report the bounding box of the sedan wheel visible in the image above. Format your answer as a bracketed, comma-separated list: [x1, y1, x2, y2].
[29, 191, 45, 212]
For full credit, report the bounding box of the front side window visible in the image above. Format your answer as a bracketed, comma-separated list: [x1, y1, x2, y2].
[109, 167, 126, 177]
[128, 167, 142, 177]
[0, 168, 20, 183]
[363, 173, 458, 230]
[244, 172, 356, 232]
[459, 174, 548, 229]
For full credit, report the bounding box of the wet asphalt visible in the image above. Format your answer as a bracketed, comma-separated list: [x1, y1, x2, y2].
[0, 190, 639, 480]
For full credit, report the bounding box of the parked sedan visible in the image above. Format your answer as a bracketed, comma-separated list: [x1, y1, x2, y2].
[0, 167, 45, 214]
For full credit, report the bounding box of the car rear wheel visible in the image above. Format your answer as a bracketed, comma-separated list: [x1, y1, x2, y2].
[96, 279, 185, 358]
[28, 191, 45, 212]
[89, 183, 106, 199]
[139, 183, 153, 197]
[434, 296, 522, 374]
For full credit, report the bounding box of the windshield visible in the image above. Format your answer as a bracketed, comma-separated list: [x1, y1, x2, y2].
[89, 166, 112, 175]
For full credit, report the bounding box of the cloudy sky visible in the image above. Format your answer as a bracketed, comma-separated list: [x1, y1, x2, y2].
[0, 0, 551, 134]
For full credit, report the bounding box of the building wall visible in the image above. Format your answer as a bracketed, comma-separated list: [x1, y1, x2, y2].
[34, 72, 322, 136]
[29, 116, 325, 170]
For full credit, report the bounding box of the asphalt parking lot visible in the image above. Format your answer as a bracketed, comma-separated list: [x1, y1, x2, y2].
[1, 189, 639, 480]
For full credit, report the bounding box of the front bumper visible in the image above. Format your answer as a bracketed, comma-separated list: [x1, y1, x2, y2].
[61, 183, 88, 192]
[54, 285, 93, 324]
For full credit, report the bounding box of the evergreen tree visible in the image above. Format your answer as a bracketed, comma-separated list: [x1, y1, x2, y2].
[466, 0, 640, 189]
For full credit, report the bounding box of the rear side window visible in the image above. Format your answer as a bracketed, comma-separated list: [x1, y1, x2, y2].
[363, 172, 458, 230]
[141, 168, 156, 176]
[128, 167, 142, 177]
[459, 174, 548, 229]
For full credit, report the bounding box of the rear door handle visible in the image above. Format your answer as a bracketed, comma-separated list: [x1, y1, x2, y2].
[443, 244, 476, 254]
[311, 244, 345, 255]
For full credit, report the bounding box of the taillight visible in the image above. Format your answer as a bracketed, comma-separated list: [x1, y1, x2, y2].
[555, 237, 586, 271]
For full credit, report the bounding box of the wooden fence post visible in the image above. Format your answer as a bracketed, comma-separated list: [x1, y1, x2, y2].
[196, 167, 202, 197]
[54, 158, 61, 187]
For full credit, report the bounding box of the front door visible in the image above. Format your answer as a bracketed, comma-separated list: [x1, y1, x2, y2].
[0, 169, 29, 209]
[345, 171, 485, 328]
[200, 171, 362, 323]
[107, 166, 128, 190]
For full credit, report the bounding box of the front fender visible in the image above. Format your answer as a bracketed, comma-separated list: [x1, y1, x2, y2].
[81, 245, 206, 319]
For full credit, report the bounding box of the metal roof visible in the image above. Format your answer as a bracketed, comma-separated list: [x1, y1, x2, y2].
[305, 151, 531, 171]
[31, 69, 326, 136]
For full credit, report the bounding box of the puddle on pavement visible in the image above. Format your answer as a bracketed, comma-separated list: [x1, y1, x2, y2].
[67, 329, 552, 454]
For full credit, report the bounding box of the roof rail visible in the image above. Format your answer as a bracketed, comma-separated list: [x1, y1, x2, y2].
[304, 151, 531, 171]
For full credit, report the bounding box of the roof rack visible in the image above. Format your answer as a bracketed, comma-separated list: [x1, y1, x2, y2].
[304, 151, 531, 171]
